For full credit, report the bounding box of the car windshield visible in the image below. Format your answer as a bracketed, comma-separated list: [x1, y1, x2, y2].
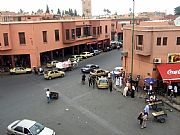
[114, 68, 120, 72]
[29, 122, 45, 135]
[99, 79, 108, 83]
[82, 52, 86, 55]
[85, 65, 90, 68]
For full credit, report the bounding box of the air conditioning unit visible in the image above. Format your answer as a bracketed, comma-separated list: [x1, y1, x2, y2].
[153, 58, 162, 63]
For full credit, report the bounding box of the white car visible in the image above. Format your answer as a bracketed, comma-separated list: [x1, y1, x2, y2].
[111, 67, 123, 77]
[7, 119, 55, 135]
[80, 52, 94, 59]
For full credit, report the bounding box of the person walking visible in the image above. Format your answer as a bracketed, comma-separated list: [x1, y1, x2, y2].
[174, 85, 178, 98]
[137, 111, 144, 127]
[131, 85, 135, 98]
[144, 104, 150, 116]
[141, 112, 148, 129]
[46, 89, 50, 103]
[109, 79, 113, 92]
[82, 74, 86, 85]
[123, 86, 129, 97]
[88, 75, 92, 87]
[92, 77, 96, 89]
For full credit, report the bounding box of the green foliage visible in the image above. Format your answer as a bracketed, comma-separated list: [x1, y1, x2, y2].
[174, 6, 180, 15]
[46, 5, 50, 13]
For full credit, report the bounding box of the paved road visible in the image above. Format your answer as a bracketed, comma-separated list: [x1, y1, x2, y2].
[0, 50, 180, 135]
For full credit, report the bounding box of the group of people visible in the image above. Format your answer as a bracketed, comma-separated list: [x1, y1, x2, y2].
[122, 80, 136, 98]
[168, 83, 178, 98]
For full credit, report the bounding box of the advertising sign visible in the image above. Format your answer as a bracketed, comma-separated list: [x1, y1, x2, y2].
[168, 53, 180, 63]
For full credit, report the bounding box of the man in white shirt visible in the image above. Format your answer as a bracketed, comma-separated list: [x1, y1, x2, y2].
[46, 89, 50, 103]
[174, 85, 178, 98]
[144, 104, 150, 116]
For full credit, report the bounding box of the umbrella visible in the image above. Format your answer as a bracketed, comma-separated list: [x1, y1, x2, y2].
[144, 78, 157, 85]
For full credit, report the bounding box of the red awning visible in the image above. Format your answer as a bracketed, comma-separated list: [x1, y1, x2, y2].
[87, 41, 97, 45]
[157, 64, 180, 83]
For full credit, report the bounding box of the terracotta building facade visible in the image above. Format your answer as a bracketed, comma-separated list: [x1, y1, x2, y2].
[0, 19, 111, 69]
[122, 23, 180, 85]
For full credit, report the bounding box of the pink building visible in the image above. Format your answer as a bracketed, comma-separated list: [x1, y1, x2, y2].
[122, 22, 180, 86]
[0, 19, 111, 69]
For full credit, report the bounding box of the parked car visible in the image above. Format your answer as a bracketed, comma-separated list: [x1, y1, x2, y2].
[81, 64, 99, 73]
[46, 60, 59, 68]
[80, 52, 94, 59]
[111, 40, 118, 49]
[44, 69, 65, 80]
[92, 49, 102, 55]
[68, 55, 83, 62]
[7, 119, 55, 135]
[110, 67, 123, 77]
[96, 76, 109, 89]
[103, 46, 112, 52]
[117, 41, 123, 48]
[90, 69, 109, 77]
[10, 67, 32, 75]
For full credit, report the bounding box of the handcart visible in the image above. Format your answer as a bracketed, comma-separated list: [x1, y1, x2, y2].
[152, 111, 167, 123]
[50, 92, 59, 100]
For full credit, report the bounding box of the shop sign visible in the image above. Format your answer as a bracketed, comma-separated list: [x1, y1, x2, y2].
[167, 69, 180, 75]
[168, 53, 180, 63]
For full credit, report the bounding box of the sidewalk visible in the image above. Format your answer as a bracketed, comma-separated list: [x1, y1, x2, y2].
[113, 84, 180, 112]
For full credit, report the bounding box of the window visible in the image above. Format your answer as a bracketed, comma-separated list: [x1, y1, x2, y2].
[42, 31, 47, 43]
[24, 128, 30, 134]
[97, 27, 100, 35]
[83, 26, 90, 37]
[163, 37, 167, 45]
[3, 33, 9, 46]
[66, 29, 70, 40]
[137, 35, 143, 45]
[105, 25, 108, 33]
[18, 32, 26, 44]
[71, 29, 75, 39]
[55, 30, 59, 41]
[100, 26, 102, 34]
[157, 37, 161, 46]
[76, 28, 81, 37]
[93, 27, 96, 35]
[176, 37, 180, 45]
[14, 126, 23, 133]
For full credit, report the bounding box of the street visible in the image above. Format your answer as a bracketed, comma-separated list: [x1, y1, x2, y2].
[0, 50, 180, 135]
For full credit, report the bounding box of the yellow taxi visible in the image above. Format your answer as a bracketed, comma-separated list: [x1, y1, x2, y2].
[44, 69, 65, 80]
[46, 60, 59, 68]
[90, 69, 109, 77]
[10, 67, 32, 75]
[96, 77, 109, 89]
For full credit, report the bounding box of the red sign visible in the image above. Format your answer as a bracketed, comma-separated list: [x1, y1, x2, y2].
[157, 64, 180, 82]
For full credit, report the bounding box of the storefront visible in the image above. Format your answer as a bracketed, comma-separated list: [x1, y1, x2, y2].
[157, 63, 180, 96]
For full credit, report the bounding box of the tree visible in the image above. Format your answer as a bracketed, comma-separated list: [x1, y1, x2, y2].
[46, 5, 50, 13]
[57, 8, 61, 15]
[19, 9, 24, 14]
[74, 9, 77, 16]
[174, 6, 180, 15]
[62, 10, 64, 16]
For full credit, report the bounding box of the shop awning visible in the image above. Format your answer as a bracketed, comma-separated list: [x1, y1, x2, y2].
[157, 64, 180, 83]
[87, 41, 97, 45]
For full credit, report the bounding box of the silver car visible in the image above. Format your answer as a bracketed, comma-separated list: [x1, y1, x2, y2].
[7, 119, 55, 135]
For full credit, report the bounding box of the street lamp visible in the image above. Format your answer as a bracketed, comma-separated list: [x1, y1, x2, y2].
[130, 0, 135, 98]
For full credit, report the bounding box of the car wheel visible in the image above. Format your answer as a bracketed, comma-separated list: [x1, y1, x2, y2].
[61, 74, 65, 77]
[48, 76, 52, 80]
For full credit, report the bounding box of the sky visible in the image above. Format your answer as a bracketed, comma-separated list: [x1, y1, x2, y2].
[0, 0, 179, 15]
